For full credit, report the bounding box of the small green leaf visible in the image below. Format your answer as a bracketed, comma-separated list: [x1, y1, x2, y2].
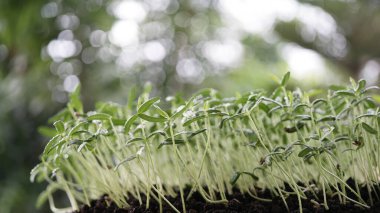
[87, 113, 111, 121]
[206, 109, 222, 114]
[230, 172, 241, 185]
[127, 137, 144, 144]
[111, 118, 127, 125]
[42, 135, 63, 156]
[334, 136, 350, 143]
[284, 122, 305, 133]
[158, 139, 186, 149]
[42, 135, 59, 154]
[137, 97, 160, 114]
[241, 171, 259, 181]
[312, 99, 328, 106]
[153, 104, 169, 118]
[364, 98, 377, 108]
[124, 114, 138, 133]
[138, 114, 166, 122]
[189, 128, 207, 138]
[356, 79, 366, 92]
[53, 121, 65, 134]
[298, 147, 313, 158]
[68, 122, 87, 136]
[259, 103, 270, 114]
[270, 87, 282, 99]
[334, 90, 356, 97]
[362, 122, 378, 134]
[281, 71, 291, 86]
[171, 96, 195, 120]
[317, 116, 336, 123]
[293, 104, 310, 112]
[334, 101, 346, 114]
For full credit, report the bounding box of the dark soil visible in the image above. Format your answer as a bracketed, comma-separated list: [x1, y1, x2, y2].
[76, 180, 380, 213]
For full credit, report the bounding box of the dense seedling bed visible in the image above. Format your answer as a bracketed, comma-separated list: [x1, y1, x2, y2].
[75, 183, 380, 213]
[31, 73, 380, 213]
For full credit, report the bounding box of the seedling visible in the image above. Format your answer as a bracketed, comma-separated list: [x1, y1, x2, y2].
[31, 73, 380, 213]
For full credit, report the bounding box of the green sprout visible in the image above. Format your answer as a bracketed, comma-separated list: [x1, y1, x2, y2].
[31, 73, 380, 213]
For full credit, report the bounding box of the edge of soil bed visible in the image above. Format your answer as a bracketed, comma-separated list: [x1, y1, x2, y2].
[75, 181, 380, 213]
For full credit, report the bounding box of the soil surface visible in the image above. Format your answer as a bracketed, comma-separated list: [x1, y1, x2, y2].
[76, 181, 380, 213]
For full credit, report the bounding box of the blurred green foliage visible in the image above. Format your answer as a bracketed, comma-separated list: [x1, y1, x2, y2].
[0, 0, 379, 212]
[275, 0, 380, 78]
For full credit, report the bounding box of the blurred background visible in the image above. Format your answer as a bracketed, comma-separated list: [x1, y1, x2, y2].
[1, 0, 380, 212]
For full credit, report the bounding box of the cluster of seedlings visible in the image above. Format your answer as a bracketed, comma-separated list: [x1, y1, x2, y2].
[31, 73, 380, 213]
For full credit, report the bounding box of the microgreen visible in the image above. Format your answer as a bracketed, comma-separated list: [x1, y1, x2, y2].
[31, 75, 380, 213]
